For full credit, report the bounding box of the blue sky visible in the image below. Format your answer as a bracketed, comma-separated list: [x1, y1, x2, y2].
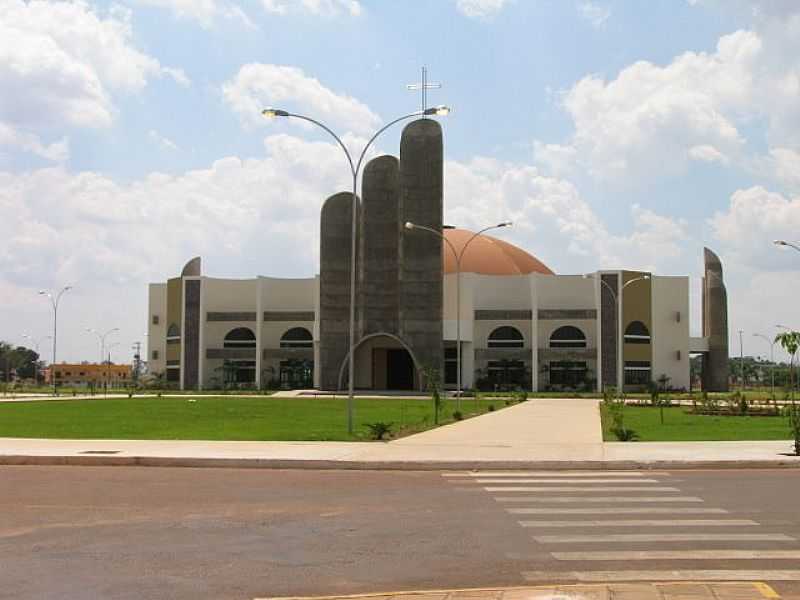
[1, 0, 799, 363]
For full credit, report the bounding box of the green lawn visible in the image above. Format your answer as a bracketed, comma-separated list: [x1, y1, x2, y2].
[601, 405, 792, 442]
[0, 396, 504, 441]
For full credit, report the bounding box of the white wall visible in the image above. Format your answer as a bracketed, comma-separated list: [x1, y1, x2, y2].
[147, 283, 167, 376]
[651, 275, 690, 390]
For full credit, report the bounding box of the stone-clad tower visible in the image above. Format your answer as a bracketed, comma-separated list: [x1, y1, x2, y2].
[318, 118, 444, 390]
[397, 119, 444, 385]
[702, 247, 729, 392]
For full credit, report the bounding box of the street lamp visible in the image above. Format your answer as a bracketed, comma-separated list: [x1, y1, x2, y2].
[405, 221, 512, 408]
[38, 286, 72, 395]
[86, 327, 119, 364]
[582, 273, 651, 396]
[21, 334, 52, 387]
[753, 332, 776, 399]
[262, 104, 451, 434]
[774, 240, 800, 253]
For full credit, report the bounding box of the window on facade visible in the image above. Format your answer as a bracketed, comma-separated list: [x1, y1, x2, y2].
[224, 327, 256, 348]
[624, 321, 651, 344]
[166, 323, 180, 344]
[166, 368, 180, 382]
[152, 350, 159, 360]
[549, 361, 588, 386]
[487, 326, 524, 348]
[444, 347, 458, 385]
[279, 359, 314, 389]
[624, 360, 651, 385]
[279, 327, 313, 349]
[549, 326, 587, 349]
[152, 315, 159, 325]
[487, 360, 527, 386]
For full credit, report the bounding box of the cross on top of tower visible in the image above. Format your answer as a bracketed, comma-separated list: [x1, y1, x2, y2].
[406, 66, 441, 114]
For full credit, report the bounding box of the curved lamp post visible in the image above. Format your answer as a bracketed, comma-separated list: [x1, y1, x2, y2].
[22, 333, 52, 386]
[262, 105, 451, 434]
[753, 332, 776, 399]
[774, 240, 800, 253]
[38, 286, 72, 395]
[582, 274, 651, 396]
[405, 221, 512, 408]
[86, 327, 120, 365]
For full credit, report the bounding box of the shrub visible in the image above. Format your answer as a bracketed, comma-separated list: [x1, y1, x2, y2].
[453, 411, 463, 421]
[365, 422, 394, 441]
[783, 404, 800, 456]
[488, 404, 495, 412]
[605, 398, 638, 442]
[516, 390, 528, 403]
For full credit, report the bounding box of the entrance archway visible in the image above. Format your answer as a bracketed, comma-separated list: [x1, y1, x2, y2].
[337, 333, 422, 391]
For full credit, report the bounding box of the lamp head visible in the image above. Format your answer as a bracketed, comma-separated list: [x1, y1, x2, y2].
[774, 240, 787, 246]
[404, 222, 415, 230]
[642, 275, 651, 280]
[38, 290, 46, 296]
[497, 221, 513, 228]
[261, 108, 289, 118]
[423, 105, 451, 116]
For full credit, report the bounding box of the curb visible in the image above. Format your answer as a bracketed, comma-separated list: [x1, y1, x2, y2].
[2, 454, 799, 470]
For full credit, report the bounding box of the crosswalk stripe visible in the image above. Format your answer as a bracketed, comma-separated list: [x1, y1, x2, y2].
[495, 496, 704, 503]
[519, 519, 757, 527]
[532, 533, 795, 543]
[474, 478, 663, 484]
[485, 486, 680, 492]
[551, 550, 800, 561]
[522, 570, 800, 583]
[508, 507, 728, 514]
[444, 472, 667, 478]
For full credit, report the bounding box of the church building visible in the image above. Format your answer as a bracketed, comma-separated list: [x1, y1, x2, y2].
[147, 119, 729, 393]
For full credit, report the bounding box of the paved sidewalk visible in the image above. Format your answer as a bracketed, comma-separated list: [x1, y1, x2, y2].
[256, 582, 791, 600]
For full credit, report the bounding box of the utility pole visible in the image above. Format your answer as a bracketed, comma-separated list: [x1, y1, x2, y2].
[132, 341, 142, 383]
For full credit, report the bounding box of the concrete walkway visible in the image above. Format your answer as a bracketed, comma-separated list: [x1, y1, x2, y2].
[256, 582, 792, 600]
[1, 398, 798, 469]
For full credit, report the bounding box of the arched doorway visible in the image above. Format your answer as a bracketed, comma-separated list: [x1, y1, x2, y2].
[338, 333, 422, 391]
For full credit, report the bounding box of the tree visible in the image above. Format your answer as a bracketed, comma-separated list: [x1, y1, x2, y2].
[0, 342, 40, 382]
[775, 331, 800, 401]
[422, 365, 443, 425]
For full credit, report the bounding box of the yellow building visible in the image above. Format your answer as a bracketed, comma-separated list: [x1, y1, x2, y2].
[45, 363, 132, 388]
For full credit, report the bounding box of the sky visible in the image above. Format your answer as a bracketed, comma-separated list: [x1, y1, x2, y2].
[1, 0, 799, 364]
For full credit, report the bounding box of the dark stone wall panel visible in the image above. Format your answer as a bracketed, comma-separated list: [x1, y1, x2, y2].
[183, 279, 201, 389]
[600, 274, 618, 391]
[702, 247, 729, 392]
[207, 312, 256, 322]
[319, 192, 358, 390]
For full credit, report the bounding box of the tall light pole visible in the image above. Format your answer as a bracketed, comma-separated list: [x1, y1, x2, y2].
[774, 240, 800, 253]
[405, 221, 512, 408]
[583, 274, 651, 397]
[22, 334, 52, 387]
[262, 104, 451, 434]
[753, 332, 776, 399]
[86, 327, 119, 365]
[38, 286, 71, 395]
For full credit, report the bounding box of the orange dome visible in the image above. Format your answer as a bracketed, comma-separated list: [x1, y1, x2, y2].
[442, 229, 555, 276]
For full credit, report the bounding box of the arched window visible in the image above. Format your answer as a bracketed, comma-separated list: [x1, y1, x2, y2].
[488, 326, 524, 349]
[280, 327, 313, 349]
[550, 326, 587, 349]
[624, 321, 651, 344]
[166, 323, 180, 339]
[224, 327, 256, 348]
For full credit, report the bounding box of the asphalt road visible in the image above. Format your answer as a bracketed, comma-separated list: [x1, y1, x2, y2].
[1, 466, 799, 600]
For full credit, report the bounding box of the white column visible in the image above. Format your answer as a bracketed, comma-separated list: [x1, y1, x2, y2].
[255, 278, 263, 390]
[198, 277, 205, 390]
[594, 273, 603, 393]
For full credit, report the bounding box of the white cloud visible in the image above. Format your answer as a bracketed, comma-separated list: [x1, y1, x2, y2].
[0, 123, 69, 163]
[222, 63, 381, 136]
[134, 0, 255, 28]
[148, 130, 179, 151]
[578, 1, 611, 28]
[766, 148, 800, 192]
[444, 157, 688, 273]
[710, 186, 800, 270]
[0, 0, 188, 160]
[689, 144, 729, 165]
[262, 0, 362, 16]
[455, 0, 509, 19]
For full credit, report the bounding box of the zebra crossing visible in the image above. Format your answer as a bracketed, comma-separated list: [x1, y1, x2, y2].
[443, 470, 800, 585]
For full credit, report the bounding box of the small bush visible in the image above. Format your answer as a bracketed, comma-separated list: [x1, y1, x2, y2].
[612, 426, 639, 441]
[488, 404, 495, 412]
[365, 422, 394, 441]
[783, 404, 800, 456]
[452, 411, 463, 421]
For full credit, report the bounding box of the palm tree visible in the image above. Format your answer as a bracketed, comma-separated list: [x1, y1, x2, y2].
[775, 331, 800, 401]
